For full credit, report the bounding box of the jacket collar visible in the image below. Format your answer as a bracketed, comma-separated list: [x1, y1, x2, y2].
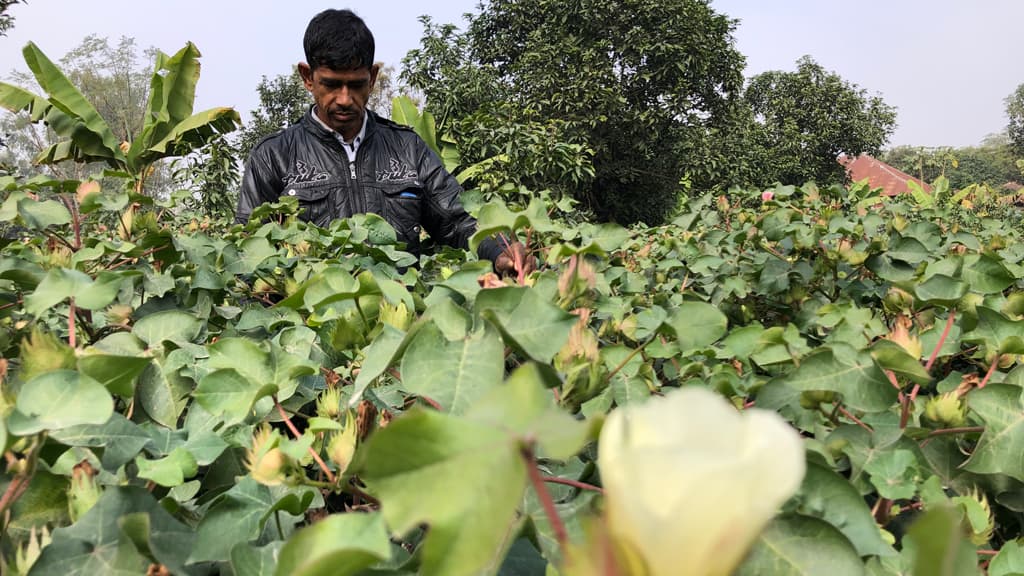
[301, 106, 378, 143]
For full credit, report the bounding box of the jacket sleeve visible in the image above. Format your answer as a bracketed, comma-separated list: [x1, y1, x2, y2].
[235, 143, 282, 224]
[415, 137, 503, 262]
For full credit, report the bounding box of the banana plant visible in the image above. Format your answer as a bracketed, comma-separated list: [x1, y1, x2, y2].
[0, 41, 239, 193]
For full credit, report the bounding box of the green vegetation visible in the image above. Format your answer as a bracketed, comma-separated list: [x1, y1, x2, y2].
[1, 6, 1024, 575]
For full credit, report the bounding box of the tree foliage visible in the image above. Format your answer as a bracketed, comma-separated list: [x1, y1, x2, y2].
[403, 0, 747, 224]
[1006, 83, 1024, 157]
[743, 56, 897, 187]
[0, 0, 22, 37]
[235, 68, 309, 160]
[1, 36, 159, 184]
[884, 135, 1020, 190]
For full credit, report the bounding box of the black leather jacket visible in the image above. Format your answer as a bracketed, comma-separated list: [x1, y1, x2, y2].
[236, 108, 500, 261]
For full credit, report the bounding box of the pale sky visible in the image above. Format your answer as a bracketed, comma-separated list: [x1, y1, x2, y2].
[1, 0, 1020, 148]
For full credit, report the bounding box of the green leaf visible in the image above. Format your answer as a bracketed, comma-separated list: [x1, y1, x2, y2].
[348, 324, 409, 406]
[796, 460, 894, 557]
[400, 321, 504, 414]
[23, 269, 129, 316]
[135, 447, 198, 487]
[914, 274, 968, 306]
[7, 370, 113, 435]
[904, 506, 978, 576]
[136, 357, 192, 428]
[273, 513, 392, 576]
[963, 253, 1016, 294]
[78, 345, 151, 398]
[782, 344, 898, 412]
[362, 410, 526, 576]
[864, 449, 919, 500]
[194, 368, 278, 426]
[963, 384, 1024, 481]
[476, 286, 576, 361]
[989, 540, 1024, 576]
[207, 337, 317, 402]
[962, 307, 1024, 355]
[870, 339, 931, 385]
[231, 542, 283, 576]
[20, 41, 123, 163]
[49, 413, 152, 471]
[469, 363, 589, 459]
[17, 197, 71, 228]
[666, 301, 729, 351]
[189, 477, 273, 563]
[133, 309, 203, 347]
[736, 515, 864, 576]
[31, 486, 194, 576]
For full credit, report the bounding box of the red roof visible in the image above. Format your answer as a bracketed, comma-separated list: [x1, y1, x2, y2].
[838, 154, 932, 196]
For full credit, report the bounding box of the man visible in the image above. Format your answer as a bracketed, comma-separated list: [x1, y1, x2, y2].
[236, 8, 527, 276]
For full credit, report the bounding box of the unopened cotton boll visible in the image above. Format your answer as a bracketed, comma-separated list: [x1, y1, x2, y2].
[597, 386, 806, 576]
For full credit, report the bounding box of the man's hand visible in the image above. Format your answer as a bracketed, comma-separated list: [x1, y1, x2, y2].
[494, 241, 536, 279]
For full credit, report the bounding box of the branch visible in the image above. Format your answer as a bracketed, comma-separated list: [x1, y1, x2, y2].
[605, 336, 656, 384]
[924, 426, 983, 439]
[978, 355, 1000, 389]
[522, 446, 567, 549]
[274, 397, 336, 484]
[925, 311, 956, 373]
[542, 476, 604, 494]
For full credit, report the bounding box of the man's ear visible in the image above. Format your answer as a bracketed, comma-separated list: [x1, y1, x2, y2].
[369, 63, 381, 89]
[298, 62, 314, 90]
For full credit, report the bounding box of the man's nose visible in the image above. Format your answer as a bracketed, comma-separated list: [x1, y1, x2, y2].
[335, 87, 353, 108]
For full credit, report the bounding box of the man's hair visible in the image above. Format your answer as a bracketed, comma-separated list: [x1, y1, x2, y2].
[303, 9, 375, 71]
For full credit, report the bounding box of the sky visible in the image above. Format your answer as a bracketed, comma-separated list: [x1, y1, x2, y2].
[1, 0, 1020, 149]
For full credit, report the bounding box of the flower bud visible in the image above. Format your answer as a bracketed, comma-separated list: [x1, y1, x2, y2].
[379, 299, 414, 331]
[68, 460, 102, 522]
[327, 413, 358, 474]
[922, 392, 967, 428]
[246, 425, 289, 486]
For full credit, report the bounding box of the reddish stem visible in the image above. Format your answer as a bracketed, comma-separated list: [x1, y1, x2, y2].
[418, 395, 443, 411]
[837, 405, 873, 433]
[542, 476, 605, 494]
[925, 312, 956, 373]
[275, 397, 336, 484]
[924, 426, 984, 439]
[522, 446, 567, 549]
[898, 384, 921, 429]
[978, 355, 1000, 389]
[977, 550, 998, 557]
[68, 297, 77, 348]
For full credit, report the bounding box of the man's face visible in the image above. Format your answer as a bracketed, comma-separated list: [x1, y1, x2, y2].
[299, 63, 378, 141]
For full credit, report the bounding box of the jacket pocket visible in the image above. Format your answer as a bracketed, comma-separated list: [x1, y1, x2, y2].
[378, 181, 424, 252]
[284, 183, 333, 227]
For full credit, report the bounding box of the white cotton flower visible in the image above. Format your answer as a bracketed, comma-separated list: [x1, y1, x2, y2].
[597, 386, 806, 576]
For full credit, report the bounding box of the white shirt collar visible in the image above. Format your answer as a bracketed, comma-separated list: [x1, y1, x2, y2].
[311, 107, 367, 162]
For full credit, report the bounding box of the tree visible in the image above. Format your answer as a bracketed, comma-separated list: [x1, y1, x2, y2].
[1007, 83, 1024, 157]
[0, 35, 178, 193]
[0, 0, 22, 37]
[743, 56, 897, 187]
[402, 0, 747, 224]
[0, 40, 238, 195]
[235, 69, 309, 159]
[883, 137, 1020, 190]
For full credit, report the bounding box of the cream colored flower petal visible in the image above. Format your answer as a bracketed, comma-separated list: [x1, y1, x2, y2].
[598, 387, 806, 576]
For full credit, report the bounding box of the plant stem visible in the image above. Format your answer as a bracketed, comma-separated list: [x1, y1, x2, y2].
[68, 297, 77, 348]
[274, 397, 336, 484]
[605, 336, 655, 384]
[274, 510, 284, 540]
[543, 476, 604, 494]
[924, 426, 983, 439]
[899, 384, 920, 429]
[978, 355, 1000, 389]
[521, 446, 567, 550]
[925, 311, 956, 373]
[836, 405, 873, 433]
